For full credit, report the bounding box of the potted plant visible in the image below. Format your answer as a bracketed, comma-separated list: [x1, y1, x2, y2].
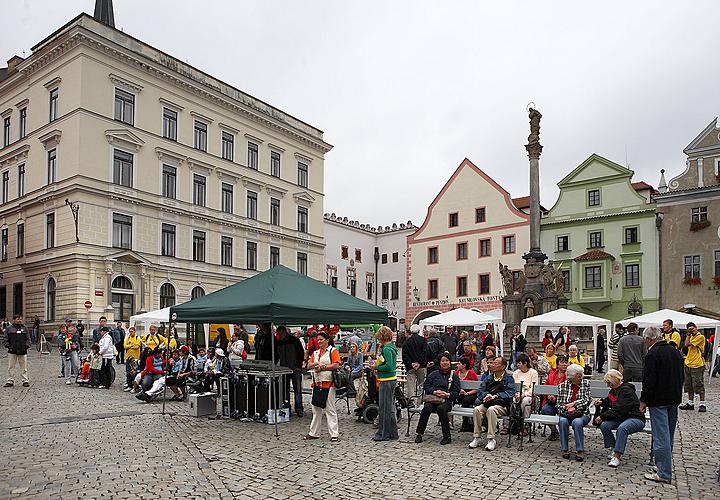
[690, 219, 711, 232]
[683, 276, 702, 285]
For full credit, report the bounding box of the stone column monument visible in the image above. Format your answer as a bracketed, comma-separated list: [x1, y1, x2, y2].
[500, 107, 567, 351]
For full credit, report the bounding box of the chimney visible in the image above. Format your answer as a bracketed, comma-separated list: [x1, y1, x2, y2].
[6, 56, 24, 75]
[94, 0, 115, 28]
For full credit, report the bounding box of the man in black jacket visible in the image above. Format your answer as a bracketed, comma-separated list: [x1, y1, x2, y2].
[640, 326, 684, 484]
[276, 325, 306, 417]
[402, 324, 428, 404]
[4, 314, 31, 387]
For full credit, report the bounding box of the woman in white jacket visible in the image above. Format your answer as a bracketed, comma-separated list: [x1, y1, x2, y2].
[229, 333, 245, 361]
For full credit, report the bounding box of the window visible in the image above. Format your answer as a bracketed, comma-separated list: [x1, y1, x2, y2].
[193, 174, 206, 206]
[1, 228, 7, 261]
[47, 148, 57, 184]
[625, 264, 640, 287]
[355, 249, 362, 262]
[624, 227, 638, 244]
[247, 142, 258, 169]
[221, 183, 233, 214]
[247, 241, 257, 270]
[18, 108, 26, 139]
[221, 236, 233, 266]
[161, 223, 175, 257]
[46, 213, 55, 248]
[112, 213, 132, 249]
[428, 279, 439, 299]
[13, 283, 22, 316]
[193, 120, 207, 151]
[367, 281, 373, 300]
[222, 132, 234, 161]
[46, 278, 56, 321]
[557, 235, 569, 252]
[350, 278, 356, 296]
[428, 246, 438, 264]
[456, 276, 468, 297]
[512, 271, 522, 291]
[589, 231, 602, 248]
[162, 108, 177, 141]
[381, 253, 388, 264]
[270, 151, 281, 177]
[159, 283, 176, 309]
[562, 270, 571, 292]
[1, 171, 8, 203]
[270, 198, 280, 225]
[684, 255, 700, 279]
[49, 88, 58, 122]
[449, 212, 459, 227]
[192, 230, 206, 262]
[475, 207, 486, 223]
[456, 242, 468, 260]
[585, 266, 602, 289]
[381, 282, 389, 300]
[391, 281, 399, 300]
[502, 235, 516, 254]
[392, 252, 399, 263]
[17, 164, 24, 197]
[588, 189, 600, 207]
[270, 246, 280, 268]
[2, 117, 9, 147]
[714, 250, 720, 277]
[341, 246, 349, 259]
[479, 274, 490, 295]
[479, 238, 491, 257]
[297, 206, 308, 233]
[113, 89, 134, 125]
[691, 207, 708, 223]
[162, 165, 176, 199]
[246, 191, 258, 220]
[16, 223, 24, 257]
[297, 162, 308, 187]
[113, 149, 133, 187]
[297, 252, 308, 275]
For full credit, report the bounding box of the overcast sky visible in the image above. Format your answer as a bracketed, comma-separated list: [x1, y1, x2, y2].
[4, 1, 719, 227]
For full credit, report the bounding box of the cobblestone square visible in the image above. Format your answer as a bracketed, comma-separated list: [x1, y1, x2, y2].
[1, 351, 718, 499]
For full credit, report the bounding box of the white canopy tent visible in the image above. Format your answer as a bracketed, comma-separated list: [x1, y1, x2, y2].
[619, 309, 720, 385]
[419, 308, 504, 355]
[520, 308, 611, 364]
[129, 306, 209, 347]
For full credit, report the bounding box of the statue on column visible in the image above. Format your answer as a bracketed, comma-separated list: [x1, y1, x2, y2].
[527, 107, 542, 145]
[499, 263, 514, 296]
[523, 298, 535, 318]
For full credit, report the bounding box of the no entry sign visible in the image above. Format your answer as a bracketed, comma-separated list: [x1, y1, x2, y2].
[84, 300, 92, 310]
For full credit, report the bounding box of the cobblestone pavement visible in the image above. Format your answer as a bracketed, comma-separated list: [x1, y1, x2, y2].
[1, 351, 718, 499]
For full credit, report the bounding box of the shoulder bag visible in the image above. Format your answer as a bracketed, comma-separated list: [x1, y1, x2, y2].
[423, 372, 452, 405]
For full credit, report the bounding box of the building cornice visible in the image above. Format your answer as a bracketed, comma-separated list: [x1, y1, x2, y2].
[0, 144, 30, 168]
[324, 212, 416, 235]
[108, 73, 143, 93]
[541, 208, 656, 226]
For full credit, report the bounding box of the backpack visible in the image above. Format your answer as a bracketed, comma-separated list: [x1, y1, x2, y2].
[509, 400, 523, 435]
[327, 346, 350, 391]
[427, 337, 443, 362]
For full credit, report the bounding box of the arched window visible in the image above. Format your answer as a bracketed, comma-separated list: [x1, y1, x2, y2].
[160, 283, 176, 309]
[112, 276, 133, 290]
[191, 286, 205, 299]
[46, 278, 56, 321]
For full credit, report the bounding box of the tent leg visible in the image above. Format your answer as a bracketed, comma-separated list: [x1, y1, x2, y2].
[267, 322, 279, 439]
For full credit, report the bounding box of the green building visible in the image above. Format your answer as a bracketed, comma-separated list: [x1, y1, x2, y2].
[540, 154, 659, 322]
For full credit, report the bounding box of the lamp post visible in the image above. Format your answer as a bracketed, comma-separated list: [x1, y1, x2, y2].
[65, 198, 80, 242]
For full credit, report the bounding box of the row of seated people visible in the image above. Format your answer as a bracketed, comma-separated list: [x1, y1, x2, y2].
[414, 352, 645, 468]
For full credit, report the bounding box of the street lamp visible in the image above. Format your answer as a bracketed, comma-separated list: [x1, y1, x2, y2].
[627, 294, 642, 317]
[65, 198, 80, 242]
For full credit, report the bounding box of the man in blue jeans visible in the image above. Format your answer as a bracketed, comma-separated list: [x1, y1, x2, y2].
[639, 325, 684, 484]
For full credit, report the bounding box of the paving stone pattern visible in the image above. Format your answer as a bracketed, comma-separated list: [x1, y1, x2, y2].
[1, 351, 718, 499]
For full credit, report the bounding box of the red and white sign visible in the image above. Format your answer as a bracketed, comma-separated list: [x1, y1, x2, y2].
[84, 300, 93, 310]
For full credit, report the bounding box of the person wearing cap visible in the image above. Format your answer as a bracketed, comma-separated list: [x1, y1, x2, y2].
[203, 348, 230, 392]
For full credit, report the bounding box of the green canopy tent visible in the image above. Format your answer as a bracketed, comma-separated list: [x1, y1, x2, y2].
[169, 265, 388, 436]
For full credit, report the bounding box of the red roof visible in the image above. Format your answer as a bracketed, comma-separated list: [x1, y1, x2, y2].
[512, 196, 547, 212]
[632, 181, 657, 194]
[574, 250, 615, 261]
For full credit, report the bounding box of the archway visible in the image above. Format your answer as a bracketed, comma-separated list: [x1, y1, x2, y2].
[111, 276, 134, 322]
[412, 309, 441, 325]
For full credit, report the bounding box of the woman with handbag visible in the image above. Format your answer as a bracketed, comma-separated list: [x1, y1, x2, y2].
[556, 363, 592, 461]
[304, 332, 341, 442]
[372, 326, 398, 442]
[414, 353, 460, 445]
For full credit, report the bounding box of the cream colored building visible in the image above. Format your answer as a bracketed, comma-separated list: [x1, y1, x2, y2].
[0, 12, 331, 333]
[406, 158, 530, 324]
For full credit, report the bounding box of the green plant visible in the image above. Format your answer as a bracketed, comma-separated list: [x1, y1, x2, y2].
[690, 220, 711, 232]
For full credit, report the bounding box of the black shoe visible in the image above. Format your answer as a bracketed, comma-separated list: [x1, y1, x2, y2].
[440, 437, 452, 445]
[679, 403, 695, 411]
[296, 411, 304, 418]
[22, 382, 29, 387]
[549, 432, 559, 441]
[414, 434, 423, 443]
[698, 405, 706, 413]
[3, 382, 13, 388]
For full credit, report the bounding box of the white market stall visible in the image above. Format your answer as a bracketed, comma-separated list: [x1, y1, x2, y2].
[419, 308, 504, 355]
[618, 309, 720, 385]
[130, 306, 209, 347]
[520, 308, 611, 366]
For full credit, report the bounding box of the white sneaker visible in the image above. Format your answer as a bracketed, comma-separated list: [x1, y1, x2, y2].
[65, 380, 72, 385]
[608, 456, 621, 468]
[485, 438, 497, 451]
[468, 437, 482, 449]
[607, 449, 614, 460]
[123, 387, 131, 392]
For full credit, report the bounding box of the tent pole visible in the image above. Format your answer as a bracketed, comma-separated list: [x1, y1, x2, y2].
[267, 321, 279, 438]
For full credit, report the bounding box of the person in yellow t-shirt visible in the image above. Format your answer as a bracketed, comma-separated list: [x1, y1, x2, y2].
[661, 319, 682, 350]
[143, 324, 167, 351]
[679, 322, 706, 412]
[123, 326, 142, 361]
[568, 344, 586, 368]
[544, 343, 558, 370]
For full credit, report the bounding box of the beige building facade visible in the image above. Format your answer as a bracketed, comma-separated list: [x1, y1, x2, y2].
[0, 13, 331, 331]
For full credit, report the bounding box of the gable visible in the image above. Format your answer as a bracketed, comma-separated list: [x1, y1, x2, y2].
[684, 118, 720, 153]
[558, 154, 631, 187]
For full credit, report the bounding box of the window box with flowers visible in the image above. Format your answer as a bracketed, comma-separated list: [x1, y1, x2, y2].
[683, 276, 702, 285]
[689, 219, 711, 232]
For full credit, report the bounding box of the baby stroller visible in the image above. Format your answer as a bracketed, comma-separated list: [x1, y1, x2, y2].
[353, 367, 411, 424]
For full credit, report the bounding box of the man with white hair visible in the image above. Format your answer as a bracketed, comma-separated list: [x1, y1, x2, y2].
[640, 325, 684, 484]
[402, 324, 428, 404]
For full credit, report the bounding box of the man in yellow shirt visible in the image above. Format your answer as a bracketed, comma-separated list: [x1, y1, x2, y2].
[679, 322, 706, 413]
[143, 325, 167, 351]
[661, 319, 682, 350]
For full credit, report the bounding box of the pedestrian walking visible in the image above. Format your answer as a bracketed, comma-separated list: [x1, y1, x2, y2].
[617, 322, 646, 382]
[640, 326, 684, 484]
[4, 314, 31, 387]
[679, 322, 707, 412]
[373, 326, 398, 442]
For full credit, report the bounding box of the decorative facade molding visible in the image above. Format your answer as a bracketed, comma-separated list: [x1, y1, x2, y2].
[294, 152, 313, 163]
[323, 212, 416, 234]
[43, 76, 62, 89]
[154, 146, 186, 165]
[38, 129, 63, 150]
[267, 143, 285, 153]
[15, 98, 29, 109]
[108, 73, 144, 93]
[105, 129, 144, 152]
[186, 156, 214, 175]
[242, 176, 265, 192]
[190, 110, 214, 123]
[158, 97, 183, 111]
[1, 108, 12, 118]
[216, 167, 238, 183]
[266, 186, 287, 198]
[218, 122, 240, 134]
[293, 191, 315, 207]
[0, 144, 30, 168]
[244, 133, 263, 144]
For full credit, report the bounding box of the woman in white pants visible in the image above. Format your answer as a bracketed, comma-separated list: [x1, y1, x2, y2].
[304, 332, 341, 442]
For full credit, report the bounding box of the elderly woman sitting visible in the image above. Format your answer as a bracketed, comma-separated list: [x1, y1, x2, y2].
[567, 344, 585, 368]
[556, 363, 591, 461]
[594, 369, 646, 468]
